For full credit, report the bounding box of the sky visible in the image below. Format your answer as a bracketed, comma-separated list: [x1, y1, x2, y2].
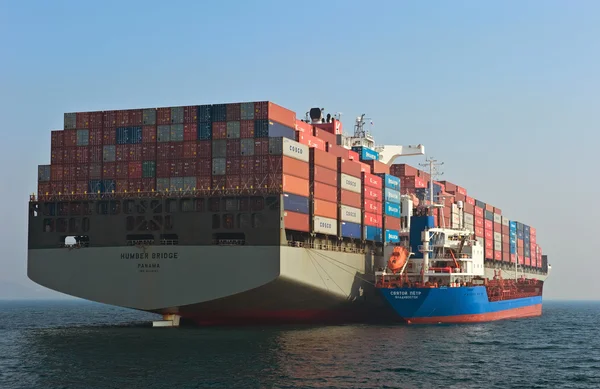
[0, 0, 598, 300]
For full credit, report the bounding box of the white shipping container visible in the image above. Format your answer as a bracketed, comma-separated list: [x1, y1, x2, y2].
[183, 177, 196, 191]
[77, 129, 89, 146]
[493, 213, 502, 224]
[170, 124, 184, 142]
[38, 165, 51, 182]
[494, 232, 502, 242]
[502, 216, 510, 227]
[268, 137, 309, 163]
[452, 204, 458, 213]
[340, 205, 361, 224]
[226, 121, 240, 138]
[340, 173, 361, 194]
[103, 145, 116, 162]
[494, 241, 502, 252]
[212, 158, 226, 175]
[169, 177, 184, 191]
[240, 139, 254, 155]
[451, 214, 460, 228]
[157, 125, 170, 142]
[464, 213, 474, 224]
[313, 216, 337, 235]
[156, 178, 169, 192]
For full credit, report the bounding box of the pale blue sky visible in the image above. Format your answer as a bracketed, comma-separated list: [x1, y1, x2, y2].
[0, 0, 597, 300]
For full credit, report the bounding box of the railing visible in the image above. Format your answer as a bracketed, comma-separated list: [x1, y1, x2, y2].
[286, 240, 366, 254]
[127, 239, 155, 246]
[213, 239, 245, 246]
[159, 239, 178, 246]
[59, 242, 89, 249]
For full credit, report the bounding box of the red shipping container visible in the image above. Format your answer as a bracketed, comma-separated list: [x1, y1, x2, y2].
[116, 110, 131, 126]
[89, 163, 102, 179]
[348, 150, 360, 162]
[51, 165, 64, 181]
[466, 196, 475, 206]
[64, 130, 77, 147]
[362, 172, 382, 189]
[363, 187, 382, 202]
[76, 112, 90, 129]
[196, 159, 212, 177]
[226, 139, 241, 157]
[143, 126, 156, 143]
[364, 199, 382, 214]
[254, 156, 270, 174]
[170, 143, 184, 159]
[475, 226, 484, 237]
[226, 103, 241, 121]
[156, 144, 168, 160]
[493, 222, 502, 232]
[211, 176, 225, 190]
[90, 111, 103, 128]
[484, 219, 493, 231]
[196, 176, 211, 189]
[197, 140, 212, 158]
[240, 120, 254, 138]
[254, 139, 269, 155]
[142, 144, 156, 160]
[474, 207, 484, 218]
[170, 161, 184, 177]
[75, 180, 87, 193]
[116, 163, 128, 179]
[240, 175, 254, 188]
[252, 173, 269, 190]
[184, 106, 197, 124]
[339, 159, 362, 178]
[390, 164, 418, 177]
[365, 213, 382, 228]
[116, 179, 129, 192]
[502, 225, 509, 235]
[284, 211, 310, 232]
[313, 182, 338, 203]
[184, 123, 197, 141]
[357, 162, 370, 173]
[311, 148, 338, 170]
[103, 111, 116, 128]
[365, 160, 390, 175]
[530, 227, 537, 237]
[88, 128, 103, 145]
[156, 162, 169, 178]
[517, 238, 524, 247]
[269, 174, 309, 196]
[252, 102, 296, 129]
[485, 240, 493, 250]
[183, 141, 197, 159]
[485, 204, 494, 212]
[51, 148, 64, 164]
[494, 207, 502, 215]
[295, 119, 312, 134]
[182, 159, 196, 176]
[38, 182, 51, 197]
[313, 127, 337, 145]
[463, 203, 474, 214]
[485, 248, 494, 260]
[129, 144, 142, 161]
[475, 217, 484, 228]
[271, 156, 309, 180]
[64, 148, 77, 164]
[157, 108, 170, 125]
[116, 145, 128, 162]
[77, 164, 89, 180]
[327, 144, 349, 159]
[212, 122, 227, 139]
[240, 156, 255, 175]
[494, 251, 502, 261]
[130, 110, 143, 126]
[384, 216, 401, 231]
[401, 176, 427, 189]
[531, 234, 537, 244]
[51, 130, 64, 149]
[311, 165, 338, 186]
[102, 162, 116, 179]
[485, 229, 493, 241]
[226, 175, 241, 189]
[62, 181, 75, 194]
[313, 199, 337, 219]
[103, 128, 116, 145]
[90, 145, 102, 164]
[297, 132, 325, 151]
[128, 162, 142, 179]
[340, 189, 361, 208]
[76, 147, 89, 163]
[226, 158, 241, 175]
[510, 254, 516, 263]
[128, 179, 143, 192]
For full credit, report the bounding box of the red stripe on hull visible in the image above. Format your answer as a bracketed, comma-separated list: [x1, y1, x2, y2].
[405, 304, 542, 324]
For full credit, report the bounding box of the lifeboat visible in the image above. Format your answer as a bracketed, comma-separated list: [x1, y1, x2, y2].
[388, 246, 409, 274]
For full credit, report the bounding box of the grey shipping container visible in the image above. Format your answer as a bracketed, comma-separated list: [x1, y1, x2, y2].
[240, 102, 254, 120]
[170, 124, 184, 142]
[226, 121, 240, 138]
[142, 161, 156, 178]
[77, 129, 89, 146]
[169, 177, 184, 191]
[183, 177, 196, 191]
[38, 165, 51, 182]
[143, 109, 156, 125]
[157, 178, 169, 192]
[64, 113, 77, 129]
[212, 158, 226, 175]
[157, 125, 171, 142]
[103, 145, 116, 162]
[212, 140, 227, 158]
[268, 137, 283, 155]
[240, 139, 255, 156]
[171, 107, 184, 124]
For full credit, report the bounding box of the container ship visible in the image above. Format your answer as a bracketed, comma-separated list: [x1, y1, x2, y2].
[28, 101, 550, 326]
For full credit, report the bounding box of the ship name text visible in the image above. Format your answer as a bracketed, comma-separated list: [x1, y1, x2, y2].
[121, 252, 178, 260]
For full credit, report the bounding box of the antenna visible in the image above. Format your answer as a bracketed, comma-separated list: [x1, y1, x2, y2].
[419, 158, 444, 218]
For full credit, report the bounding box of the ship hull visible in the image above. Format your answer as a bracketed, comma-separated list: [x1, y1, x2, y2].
[27, 245, 394, 325]
[379, 286, 543, 324]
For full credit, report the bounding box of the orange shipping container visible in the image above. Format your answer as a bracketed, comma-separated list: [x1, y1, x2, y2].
[311, 165, 338, 186]
[273, 174, 309, 197]
[311, 148, 338, 170]
[339, 158, 362, 178]
[284, 211, 310, 232]
[313, 182, 337, 203]
[365, 160, 390, 174]
[340, 189, 361, 208]
[267, 102, 296, 129]
[295, 119, 312, 134]
[313, 199, 338, 219]
[269, 156, 309, 180]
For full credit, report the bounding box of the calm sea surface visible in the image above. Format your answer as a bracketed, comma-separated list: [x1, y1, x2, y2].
[0, 300, 598, 389]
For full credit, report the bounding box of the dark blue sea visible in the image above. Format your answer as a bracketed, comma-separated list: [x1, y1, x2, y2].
[0, 300, 598, 389]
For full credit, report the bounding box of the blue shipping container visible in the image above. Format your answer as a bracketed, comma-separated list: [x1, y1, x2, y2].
[351, 146, 379, 161]
[509, 221, 517, 231]
[102, 180, 116, 193]
[475, 200, 485, 209]
[88, 180, 103, 193]
[517, 230, 524, 239]
[383, 202, 401, 218]
[283, 193, 309, 214]
[116, 127, 130, 145]
[364, 225, 382, 242]
[268, 121, 296, 140]
[517, 222, 524, 231]
[197, 122, 212, 140]
[384, 188, 401, 204]
[341, 222, 362, 239]
[211, 104, 227, 122]
[427, 181, 443, 197]
[198, 105, 212, 122]
[524, 234, 530, 243]
[130, 126, 142, 144]
[385, 229, 400, 243]
[524, 225, 530, 235]
[376, 174, 401, 191]
[410, 216, 435, 258]
[254, 120, 269, 138]
[484, 210, 494, 221]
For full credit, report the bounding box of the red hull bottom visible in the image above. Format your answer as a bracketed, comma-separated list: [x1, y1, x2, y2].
[405, 304, 543, 324]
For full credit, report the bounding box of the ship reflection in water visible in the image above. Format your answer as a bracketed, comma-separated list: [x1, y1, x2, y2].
[6, 301, 598, 389]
